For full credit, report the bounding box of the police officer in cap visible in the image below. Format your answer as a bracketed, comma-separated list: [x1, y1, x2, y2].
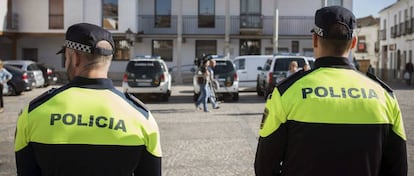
[15, 23, 162, 176]
[254, 6, 407, 176]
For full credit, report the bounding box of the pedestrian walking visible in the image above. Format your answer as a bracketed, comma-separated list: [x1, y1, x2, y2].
[14, 23, 162, 176]
[255, 6, 407, 176]
[195, 60, 211, 112]
[207, 59, 219, 109]
[0, 59, 13, 113]
[405, 61, 413, 85]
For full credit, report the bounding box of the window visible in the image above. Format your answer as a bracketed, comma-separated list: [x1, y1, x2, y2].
[240, 39, 261, 55]
[198, 0, 215, 28]
[102, 0, 118, 30]
[292, 41, 299, 53]
[327, 0, 343, 6]
[114, 39, 131, 61]
[152, 40, 173, 62]
[357, 36, 367, 52]
[234, 59, 246, 70]
[49, 0, 64, 29]
[22, 48, 38, 62]
[196, 40, 217, 60]
[240, 0, 262, 28]
[155, 0, 171, 28]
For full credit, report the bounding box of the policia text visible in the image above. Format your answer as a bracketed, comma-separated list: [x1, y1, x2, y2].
[50, 113, 127, 132]
[302, 87, 378, 99]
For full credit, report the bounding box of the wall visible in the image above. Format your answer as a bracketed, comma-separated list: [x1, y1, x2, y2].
[0, 0, 7, 31]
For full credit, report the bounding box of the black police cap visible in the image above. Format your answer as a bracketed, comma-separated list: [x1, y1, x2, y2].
[311, 6, 356, 40]
[56, 23, 115, 56]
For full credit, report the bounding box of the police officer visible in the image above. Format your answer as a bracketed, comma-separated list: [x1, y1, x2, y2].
[15, 23, 162, 176]
[254, 6, 407, 176]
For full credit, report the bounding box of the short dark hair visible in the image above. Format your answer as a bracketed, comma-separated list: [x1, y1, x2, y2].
[318, 23, 353, 55]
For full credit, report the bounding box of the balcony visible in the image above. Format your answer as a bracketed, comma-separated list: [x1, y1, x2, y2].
[405, 20, 411, 34]
[137, 15, 314, 37]
[239, 14, 263, 35]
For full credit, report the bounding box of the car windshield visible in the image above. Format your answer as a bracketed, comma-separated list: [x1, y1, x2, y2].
[214, 61, 235, 75]
[273, 58, 306, 71]
[126, 61, 163, 74]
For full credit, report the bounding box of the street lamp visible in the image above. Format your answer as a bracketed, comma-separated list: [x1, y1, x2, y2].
[125, 28, 135, 45]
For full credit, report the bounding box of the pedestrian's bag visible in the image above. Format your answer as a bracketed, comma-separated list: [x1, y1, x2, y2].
[404, 71, 410, 80]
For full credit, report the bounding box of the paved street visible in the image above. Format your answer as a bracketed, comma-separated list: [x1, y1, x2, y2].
[0, 82, 413, 176]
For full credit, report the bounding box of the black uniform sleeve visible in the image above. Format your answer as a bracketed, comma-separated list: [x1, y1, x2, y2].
[15, 145, 41, 176]
[379, 130, 407, 176]
[254, 124, 288, 176]
[134, 149, 162, 176]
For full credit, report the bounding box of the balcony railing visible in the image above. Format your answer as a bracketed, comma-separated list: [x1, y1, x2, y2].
[405, 20, 411, 34]
[137, 15, 314, 36]
[240, 14, 262, 28]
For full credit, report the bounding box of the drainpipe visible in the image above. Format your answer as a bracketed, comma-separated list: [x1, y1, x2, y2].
[224, 0, 230, 58]
[176, 0, 183, 84]
[323, 0, 328, 7]
[273, 8, 279, 54]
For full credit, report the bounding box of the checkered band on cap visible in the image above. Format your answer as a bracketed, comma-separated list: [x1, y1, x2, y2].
[65, 40, 92, 53]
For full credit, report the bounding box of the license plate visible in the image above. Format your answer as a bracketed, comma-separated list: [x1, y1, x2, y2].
[137, 82, 151, 86]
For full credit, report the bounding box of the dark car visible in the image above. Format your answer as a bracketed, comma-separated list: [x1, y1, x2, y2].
[36, 63, 58, 86]
[3, 65, 30, 96]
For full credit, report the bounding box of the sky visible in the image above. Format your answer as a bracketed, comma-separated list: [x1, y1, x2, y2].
[353, 0, 397, 18]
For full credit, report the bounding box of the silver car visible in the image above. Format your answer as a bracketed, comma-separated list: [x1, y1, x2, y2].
[4, 60, 45, 88]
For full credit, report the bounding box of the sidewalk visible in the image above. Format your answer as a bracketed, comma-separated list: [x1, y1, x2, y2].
[385, 79, 414, 90]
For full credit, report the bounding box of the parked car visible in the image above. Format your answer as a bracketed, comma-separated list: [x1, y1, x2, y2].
[2, 65, 31, 96]
[256, 55, 309, 99]
[306, 57, 315, 69]
[36, 63, 58, 86]
[122, 56, 172, 101]
[4, 65, 35, 91]
[193, 55, 239, 101]
[233, 55, 272, 91]
[3, 60, 45, 88]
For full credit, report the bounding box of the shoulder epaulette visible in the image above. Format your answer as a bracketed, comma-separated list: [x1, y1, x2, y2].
[124, 93, 149, 113]
[29, 88, 58, 112]
[366, 72, 394, 95]
[277, 69, 311, 96]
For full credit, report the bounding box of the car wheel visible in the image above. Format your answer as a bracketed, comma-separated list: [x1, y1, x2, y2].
[232, 93, 239, 101]
[256, 82, 264, 96]
[7, 84, 17, 96]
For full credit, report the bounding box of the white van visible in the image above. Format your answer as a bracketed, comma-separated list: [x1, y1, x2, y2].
[233, 55, 272, 91]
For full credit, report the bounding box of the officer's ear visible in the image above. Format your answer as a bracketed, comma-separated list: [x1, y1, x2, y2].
[312, 33, 318, 48]
[350, 35, 358, 49]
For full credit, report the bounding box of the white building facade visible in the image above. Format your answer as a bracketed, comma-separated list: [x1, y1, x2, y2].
[352, 16, 380, 73]
[379, 0, 414, 81]
[0, 0, 352, 82]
